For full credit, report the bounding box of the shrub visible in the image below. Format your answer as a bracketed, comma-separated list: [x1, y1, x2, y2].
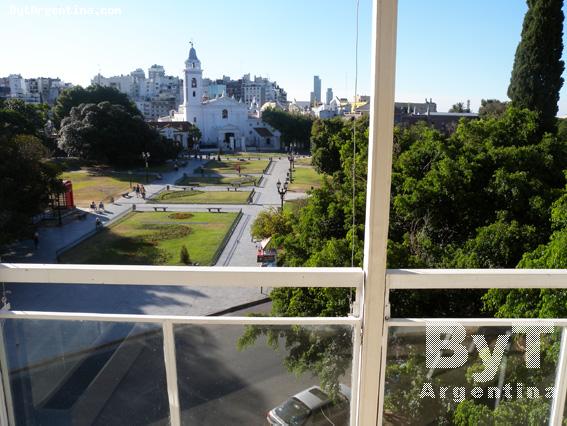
[180, 245, 191, 265]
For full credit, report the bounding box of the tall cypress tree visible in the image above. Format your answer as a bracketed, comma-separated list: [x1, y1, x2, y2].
[508, 0, 565, 133]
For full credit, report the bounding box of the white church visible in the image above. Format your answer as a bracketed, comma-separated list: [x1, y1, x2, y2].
[159, 43, 281, 152]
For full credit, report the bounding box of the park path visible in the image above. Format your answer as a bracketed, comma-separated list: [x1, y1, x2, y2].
[2, 156, 307, 316]
[0, 158, 206, 263]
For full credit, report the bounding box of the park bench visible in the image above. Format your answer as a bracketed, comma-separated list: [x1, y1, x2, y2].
[207, 207, 222, 213]
[153, 207, 168, 212]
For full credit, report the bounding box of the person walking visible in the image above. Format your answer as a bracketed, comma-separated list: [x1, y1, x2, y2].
[141, 185, 146, 200]
[95, 217, 102, 229]
[33, 231, 39, 250]
[98, 201, 104, 212]
[90, 201, 96, 212]
[135, 184, 140, 198]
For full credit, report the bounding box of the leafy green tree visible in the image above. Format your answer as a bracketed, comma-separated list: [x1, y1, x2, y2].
[478, 99, 508, 118]
[507, 0, 565, 134]
[310, 117, 345, 175]
[58, 102, 175, 167]
[53, 85, 140, 127]
[261, 108, 313, 151]
[449, 102, 470, 113]
[179, 245, 191, 265]
[250, 208, 293, 244]
[0, 134, 59, 245]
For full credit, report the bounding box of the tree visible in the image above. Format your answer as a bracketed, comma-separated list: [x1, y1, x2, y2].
[179, 245, 191, 265]
[478, 99, 508, 118]
[0, 134, 59, 245]
[53, 85, 141, 127]
[58, 102, 175, 167]
[261, 108, 313, 151]
[507, 0, 565, 134]
[310, 117, 345, 175]
[449, 102, 470, 113]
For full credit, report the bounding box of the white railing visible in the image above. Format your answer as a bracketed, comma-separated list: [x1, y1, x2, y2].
[0, 264, 363, 426]
[3, 265, 567, 424]
[381, 269, 567, 426]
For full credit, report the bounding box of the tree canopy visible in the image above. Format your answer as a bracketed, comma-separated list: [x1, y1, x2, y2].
[58, 102, 176, 167]
[0, 101, 60, 245]
[53, 85, 141, 127]
[508, 0, 565, 133]
[261, 108, 313, 151]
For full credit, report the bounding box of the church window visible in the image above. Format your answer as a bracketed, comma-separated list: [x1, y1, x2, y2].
[193, 91, 196, 97]
[193, 117, 197, 123]
[222, 109, 228, 119]
[191, 78, 197, 88]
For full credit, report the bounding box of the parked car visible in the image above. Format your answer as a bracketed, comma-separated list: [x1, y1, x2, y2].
[267, 384, 350, 425]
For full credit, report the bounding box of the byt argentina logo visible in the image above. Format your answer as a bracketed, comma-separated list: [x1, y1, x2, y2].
[420, 321, 556, 401]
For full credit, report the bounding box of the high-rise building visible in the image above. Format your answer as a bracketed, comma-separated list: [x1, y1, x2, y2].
[326, 88, 333, 105]
[313, 75, 322, 105]
[92, 64, 182, 120]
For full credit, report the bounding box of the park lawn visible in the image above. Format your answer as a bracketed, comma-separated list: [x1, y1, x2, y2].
[294, 156, 313, 166]
[202, 159, 269, 174]
[223, 152, 280, 159]
[175, 175, 257, 187]
[152, 190, 251, 204]
[288, 166, 323, 192]
[59, 211, 238, 265]
[61, 169, 147, 207]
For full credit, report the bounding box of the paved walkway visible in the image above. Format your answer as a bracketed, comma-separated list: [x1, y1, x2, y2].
[3, 156, 307, 315]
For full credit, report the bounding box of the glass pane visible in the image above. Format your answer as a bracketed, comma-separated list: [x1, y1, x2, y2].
[174, 324, 353, 425]
[1, 319, 170, 425]
[383, 325, 560, 425]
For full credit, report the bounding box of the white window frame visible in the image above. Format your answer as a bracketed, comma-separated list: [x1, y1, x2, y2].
[5, 2, 567, 425]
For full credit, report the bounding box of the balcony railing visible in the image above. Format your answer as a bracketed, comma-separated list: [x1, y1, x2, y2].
[2, 265, 567, 424]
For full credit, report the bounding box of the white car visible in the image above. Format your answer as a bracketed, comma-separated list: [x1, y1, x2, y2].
[267, 384, 351, 425]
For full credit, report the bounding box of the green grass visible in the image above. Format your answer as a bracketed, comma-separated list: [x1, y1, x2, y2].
[61, 170, 148, 207]
[59, 211, 238, 265]
[294, 157, 313, 166]
[175, 175, 257, 187]
[288, 166, 323, 192]
[222, 152, 281, 159]
[201, 159, 270, 175]
[152, 190, 251, 204]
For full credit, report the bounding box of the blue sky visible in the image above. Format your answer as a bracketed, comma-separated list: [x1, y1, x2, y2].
[2, 1, 567, 114]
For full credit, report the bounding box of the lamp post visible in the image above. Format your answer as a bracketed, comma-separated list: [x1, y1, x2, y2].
[276, 179, 288, 210]
[142, 152, 150, 183]
[288, 151, 295, 182]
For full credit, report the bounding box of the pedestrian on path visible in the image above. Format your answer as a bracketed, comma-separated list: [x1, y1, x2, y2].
[95, 217, 102, 229]
[141, 185, 146, 200]
[33, 231, 39, 250]
[135, 184, 140, 198]
[90, 201, 96, 212]
[98, 201, 104, 212]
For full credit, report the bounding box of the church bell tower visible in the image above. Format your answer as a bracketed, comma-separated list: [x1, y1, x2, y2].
[183, 42, 203, 124]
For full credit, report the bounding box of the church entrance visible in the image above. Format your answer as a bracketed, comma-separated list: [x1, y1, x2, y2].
[224, 132, 235, 144]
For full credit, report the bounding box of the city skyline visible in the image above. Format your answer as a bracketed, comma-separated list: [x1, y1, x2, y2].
[3, 1, 567, 114]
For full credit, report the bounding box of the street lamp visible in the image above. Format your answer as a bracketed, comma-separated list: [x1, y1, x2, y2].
[142, 152, 150, 183]
[276, 179, 288, 210]
[288, 152, 295, 182]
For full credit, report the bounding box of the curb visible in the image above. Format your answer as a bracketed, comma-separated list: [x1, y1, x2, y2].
[208, 297, 271, 316]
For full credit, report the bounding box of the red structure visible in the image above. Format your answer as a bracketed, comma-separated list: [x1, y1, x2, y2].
[62, 180, 75, 209]
[51, 180, 75, 210]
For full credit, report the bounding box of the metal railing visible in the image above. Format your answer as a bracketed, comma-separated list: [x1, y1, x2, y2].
[0, 264, 363, 426]
[3, 265, 567, 424]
